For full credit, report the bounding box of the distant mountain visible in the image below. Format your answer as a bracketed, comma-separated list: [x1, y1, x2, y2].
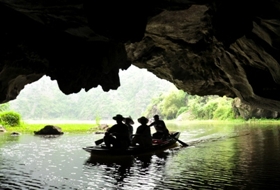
[10, 65, 175, 120]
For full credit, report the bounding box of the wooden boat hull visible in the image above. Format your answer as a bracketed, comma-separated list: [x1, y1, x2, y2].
[83, 132, 180, 156]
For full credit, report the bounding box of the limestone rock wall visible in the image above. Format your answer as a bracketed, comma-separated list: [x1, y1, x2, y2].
[232, 98, 280, 120]
[0, 0, 279, 113]
[126, 1, 280, 112]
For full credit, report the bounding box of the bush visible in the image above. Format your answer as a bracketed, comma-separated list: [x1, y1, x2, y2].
[176, 107, 188, 118]
[202, 99, 219, 119]
[213, 105, 234, 120]
[0, 111, 21, 126]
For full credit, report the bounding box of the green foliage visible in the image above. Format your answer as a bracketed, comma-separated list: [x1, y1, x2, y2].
[0, 103, 10, 112]
[5, 123, 98, 133]
[0, 111, 21, 126]
[8, 67, 237, 122]
[145, 88, 186, 119]
[145, 90, 236, 121]
[213, 97, 234, 120]
[202, 98, 220, 119]
[10, 67, 175, 120]
[143, 93, 166, 118]
[213, 106, 235, 120]
[161, 89, 186, 119]
[187, 96, 205, 119]
[176, 107, 188, 118]
[179, 95, 234, 120]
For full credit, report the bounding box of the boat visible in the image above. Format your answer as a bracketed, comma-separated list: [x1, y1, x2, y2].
[83, 131, 182, 156]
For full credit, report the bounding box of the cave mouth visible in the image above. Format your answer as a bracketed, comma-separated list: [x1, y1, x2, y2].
[1, 1, 280, 113]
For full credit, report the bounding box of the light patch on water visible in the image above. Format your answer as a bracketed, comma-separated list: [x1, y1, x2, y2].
[1, 124, 280, 189]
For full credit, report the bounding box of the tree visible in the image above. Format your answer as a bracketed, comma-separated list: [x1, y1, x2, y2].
[161, 89, 186, 119]
[213, 96, 234, 120]
[9, 66, 175, 120]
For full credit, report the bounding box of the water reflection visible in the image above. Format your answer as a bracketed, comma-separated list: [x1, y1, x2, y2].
[34, 134, 63, 139]
[153, 124, 280, 189]
[1, 124, 280, 189]
[82, 150, 179, 189]
[0, 133, 20, 144]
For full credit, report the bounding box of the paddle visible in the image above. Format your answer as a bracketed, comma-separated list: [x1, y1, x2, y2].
[96, 134, 136, 146]
[95, 138, 104, 145]
[169, 134, 188, 147]
[95, 132, 122, 146]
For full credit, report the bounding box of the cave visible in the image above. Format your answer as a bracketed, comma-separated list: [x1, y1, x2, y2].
[0, 0, 280, 112]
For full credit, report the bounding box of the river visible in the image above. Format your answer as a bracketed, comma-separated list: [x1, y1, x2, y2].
[1, 122, 280, 189]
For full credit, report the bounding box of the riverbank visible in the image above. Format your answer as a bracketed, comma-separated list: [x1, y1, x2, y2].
[5, 122, 100, 134]
[3, 118, 280, 134]
[166, 118, 280, 125]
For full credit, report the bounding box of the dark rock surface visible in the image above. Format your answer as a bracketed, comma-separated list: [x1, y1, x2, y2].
[11, 131, 21, 136]
[232, 98, 280, 120]
[34, 125, 64, 135]
[0, 0, 280, 112]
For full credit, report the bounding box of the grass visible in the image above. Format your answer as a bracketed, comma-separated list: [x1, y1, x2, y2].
[4, 122, 100, 134]
[166, 118, 246, 125]
[167, 118, 280, 124]
[3, 118, 280, 134]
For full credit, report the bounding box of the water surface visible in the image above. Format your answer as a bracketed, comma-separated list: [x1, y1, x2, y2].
[1, 123, 280, 189]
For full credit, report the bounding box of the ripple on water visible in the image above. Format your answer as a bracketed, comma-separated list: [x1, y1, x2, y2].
[1, 127, 280, 189]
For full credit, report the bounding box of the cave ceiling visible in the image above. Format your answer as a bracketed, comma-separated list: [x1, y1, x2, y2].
[0, 0, 280, 112]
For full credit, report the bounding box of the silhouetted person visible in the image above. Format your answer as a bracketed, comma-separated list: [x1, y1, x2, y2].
[132, 116, 152, 147]
[123, 116, 134, 144]
[104, 114, 130, 149]
[149, 115, 169, 140]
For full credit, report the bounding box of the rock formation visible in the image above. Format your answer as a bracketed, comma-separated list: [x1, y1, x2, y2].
[232, 98, 280, 120]
[34, 125, 64, 135]
[0, 0, 280, 112]
[11, 131, 21, 136]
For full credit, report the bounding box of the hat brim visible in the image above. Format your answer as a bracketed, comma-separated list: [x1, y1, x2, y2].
[113, 115, 124, 120]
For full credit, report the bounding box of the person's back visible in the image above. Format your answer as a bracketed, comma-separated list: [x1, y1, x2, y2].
[153, 120, 167, 133]
[104, 114, 130, 149]
[124, 116, 134, 144]
[149, 115, 169, 139]
[108, 122, 130, 139]
[132, 116, 152, 147]
[135, 124, 151, 137]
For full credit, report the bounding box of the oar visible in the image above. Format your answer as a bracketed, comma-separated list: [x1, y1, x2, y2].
[95, 132, 120, 146]
[169, 135, 188, 147]
[95, 138, 104, 145]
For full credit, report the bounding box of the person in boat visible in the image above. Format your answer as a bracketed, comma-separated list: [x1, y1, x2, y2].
[131, 116, 152, 147]
[149, 115, 170, 140]
[103, 114, 130, 149]
[123, 116, 134, 144]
